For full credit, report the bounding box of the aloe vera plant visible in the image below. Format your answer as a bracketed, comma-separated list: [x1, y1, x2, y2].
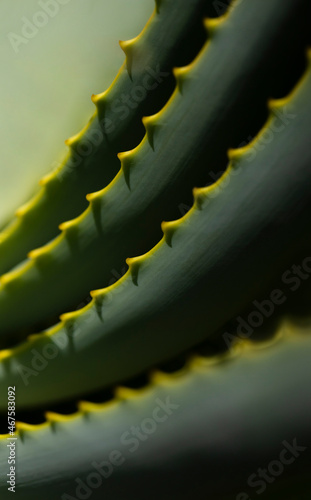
[0, 0, 309, 341]
[0, 0, 208, 276]
[0, 0, 311, 498]
[1, 320, 311, 499]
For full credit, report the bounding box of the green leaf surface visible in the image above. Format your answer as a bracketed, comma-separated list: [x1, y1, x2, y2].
[0, 321, 310, 499]
[1, 56, 311, 408]
[0, 0, 309, 342]
[0, 0, 207, 273]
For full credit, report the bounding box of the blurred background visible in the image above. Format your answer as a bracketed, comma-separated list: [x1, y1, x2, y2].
[0, 0, 153, 228]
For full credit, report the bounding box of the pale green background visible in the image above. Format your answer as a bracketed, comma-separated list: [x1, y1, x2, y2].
[0, 0, 153, 228]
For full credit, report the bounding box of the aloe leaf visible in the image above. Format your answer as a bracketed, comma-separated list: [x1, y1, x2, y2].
[0, 0, 154, 230]
[0, 322, 310, 499]
[0, 0, 309, 341]
[0, 0, 208, 274]
[1, 56, 311, 408]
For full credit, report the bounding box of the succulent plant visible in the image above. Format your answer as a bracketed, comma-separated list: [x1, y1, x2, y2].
[0, 0, 311, 498]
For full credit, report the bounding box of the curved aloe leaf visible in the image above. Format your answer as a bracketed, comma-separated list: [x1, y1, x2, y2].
[0, 0, 208, 275]
[0, 0, 309, 341]
[0, 0, 154, 231]
[0, 322, 310, 499]
[1, 57, 311, 408]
